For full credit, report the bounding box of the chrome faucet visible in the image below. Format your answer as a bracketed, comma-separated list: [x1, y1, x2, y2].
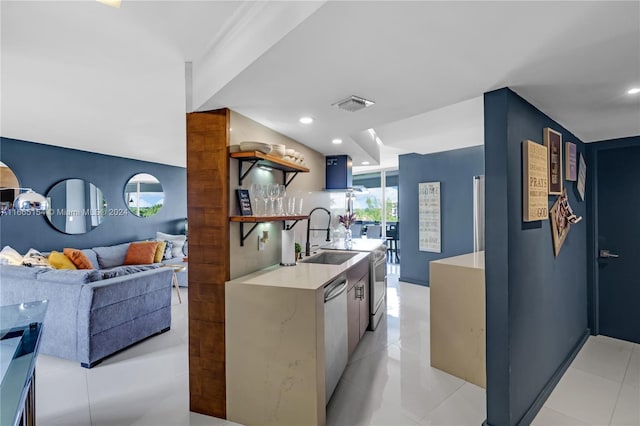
[306, 207, 331, 256]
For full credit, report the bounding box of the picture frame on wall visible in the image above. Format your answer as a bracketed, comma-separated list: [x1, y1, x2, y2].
[549, 189, 571, 256]
[565, 142, 577, 181]
[544, 127, 563, 195]
[235, 189, 253, 216]
[522, 140, 549, 222]
[577, 153, 587, 201]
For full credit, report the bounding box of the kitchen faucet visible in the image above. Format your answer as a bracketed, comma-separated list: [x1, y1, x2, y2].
[306, 207, 331, 256]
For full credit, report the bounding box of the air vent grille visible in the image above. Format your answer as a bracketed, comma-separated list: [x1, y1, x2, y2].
[332, 95, 375, 112]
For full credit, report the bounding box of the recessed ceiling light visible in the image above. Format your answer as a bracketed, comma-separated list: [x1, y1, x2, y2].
[96, 0, 121, 8]
[332, 139, 343, 144]
[299, 117, 313, 124]
[628, 88, 640, 95]
[361, 161, 370, 165]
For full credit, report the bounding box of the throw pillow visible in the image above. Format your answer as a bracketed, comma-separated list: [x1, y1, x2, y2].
[153, 240, 167, 263]
[156, 232, 186, 259]
[48, 251, 77, 270]
[63, 248, 95, 270]
[0, 246, 23, 265]
[163, 240, 173, 260]
[124, 241, 158, 265]
[22, 248, 52, 268]
[92, 243, 131, 269]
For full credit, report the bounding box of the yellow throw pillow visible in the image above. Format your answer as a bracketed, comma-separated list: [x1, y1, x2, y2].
[153, 240, 166, 263]
[48, 251, 77, 270]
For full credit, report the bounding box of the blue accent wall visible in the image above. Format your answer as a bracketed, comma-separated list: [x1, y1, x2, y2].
[398, 146, 484, 285]
[484, 88, 589, 425]
[0, 137, 186, 253]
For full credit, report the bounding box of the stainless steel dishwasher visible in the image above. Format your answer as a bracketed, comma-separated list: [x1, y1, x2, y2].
[324, 275, 348, 403]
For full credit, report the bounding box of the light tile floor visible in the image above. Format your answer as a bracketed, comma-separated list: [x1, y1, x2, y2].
[35, 265, 639, 425]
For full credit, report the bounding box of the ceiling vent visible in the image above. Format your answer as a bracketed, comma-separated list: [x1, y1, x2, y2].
[332, 95, 375, 112]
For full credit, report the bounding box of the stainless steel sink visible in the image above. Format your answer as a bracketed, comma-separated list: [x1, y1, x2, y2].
[300, 251, 358, 265]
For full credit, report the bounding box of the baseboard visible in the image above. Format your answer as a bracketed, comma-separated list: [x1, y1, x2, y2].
[398, 276, 429, 286]
[516, 328, 590, 425]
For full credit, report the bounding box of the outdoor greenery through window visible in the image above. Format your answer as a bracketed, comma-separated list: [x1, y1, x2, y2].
[352, 171, 398, 223]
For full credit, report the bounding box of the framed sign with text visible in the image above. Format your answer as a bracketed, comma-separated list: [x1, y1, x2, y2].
[544, 127, 563, 195]
[235, 189, 253, 216]
[565, 142, 577, 181]
[522, 140, 549, 221]
[418, 182, 441, 253]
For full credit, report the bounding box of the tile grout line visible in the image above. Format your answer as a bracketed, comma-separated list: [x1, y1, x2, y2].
[607, 348, 635, 425]
[84, 368, 94, 426]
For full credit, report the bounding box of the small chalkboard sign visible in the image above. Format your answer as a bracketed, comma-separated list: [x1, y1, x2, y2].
[236, 189, 253, 216]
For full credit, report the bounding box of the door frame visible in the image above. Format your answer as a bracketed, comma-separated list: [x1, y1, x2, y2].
[587, 136, 640, 336]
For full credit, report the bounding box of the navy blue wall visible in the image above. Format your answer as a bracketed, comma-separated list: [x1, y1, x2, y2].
[484, 88, 589, 425]
[585, 135, 640, 335]
[398, 146, 484, 285]
[0, 137, 186, 253]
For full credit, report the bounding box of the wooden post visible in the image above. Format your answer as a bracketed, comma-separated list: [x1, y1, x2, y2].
[186, 109, 230, 417]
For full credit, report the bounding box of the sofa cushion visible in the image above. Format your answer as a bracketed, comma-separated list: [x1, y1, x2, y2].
[156, 232, 186, 259]
[101, 264, 160, 279]
[92, 243, 130, 269]
[153, 241, 166, 263]
[81, 249, 100, 270]
[37, 268, 102, 283]
[48, 251, 77, 270]
[0, 246, 23, 265]
[63, 248, 94, 270]
[0, 264, 46, 280]
[124, 242, 158, 265]
[161, 240, 173, 260]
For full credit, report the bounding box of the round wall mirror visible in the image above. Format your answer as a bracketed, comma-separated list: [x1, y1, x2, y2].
[46, 179, 107, 234]
[124, 173, 164, 217]
[0, 161, 21, 214]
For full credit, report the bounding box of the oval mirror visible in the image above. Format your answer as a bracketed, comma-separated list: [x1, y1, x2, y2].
[0, 161, 21, 214]
[46, 179, 107, 234]
[124, 173, 164, 217]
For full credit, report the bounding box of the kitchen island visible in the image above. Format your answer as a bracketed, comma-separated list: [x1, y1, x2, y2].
[429, 251, 486, 388]
[225, 250, 370, 426]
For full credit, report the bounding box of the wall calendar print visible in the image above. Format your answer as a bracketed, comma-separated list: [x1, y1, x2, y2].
[418, 182, 441, 253]
[544, 127, 563, 195]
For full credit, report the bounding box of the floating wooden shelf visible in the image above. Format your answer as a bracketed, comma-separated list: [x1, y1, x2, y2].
[230, 215, 308, 222]
[230, 215, 309, 246]
[230, 151, 310, 187]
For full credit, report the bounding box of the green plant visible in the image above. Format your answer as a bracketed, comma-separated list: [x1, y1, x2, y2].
[295, 243, 301, 253]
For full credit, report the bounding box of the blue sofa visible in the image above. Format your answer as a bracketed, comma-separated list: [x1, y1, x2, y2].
[0, 263, 173, 368]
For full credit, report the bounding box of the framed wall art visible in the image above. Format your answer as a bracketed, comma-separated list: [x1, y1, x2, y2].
[522, 140, 549, 222]
[577, 153, 586, 201]
[418, 182, 441, 253]
[549, 189, 570, 256]
[544, 127, 563, 195]
[565, 142, 577, 181]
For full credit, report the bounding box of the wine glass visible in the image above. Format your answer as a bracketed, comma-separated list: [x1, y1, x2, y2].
[277, 185, 286, 216]
[268, 183, 279, 216]
[250, 183, 262, 216]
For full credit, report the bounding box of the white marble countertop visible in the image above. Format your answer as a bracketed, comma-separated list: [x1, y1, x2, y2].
[226, 250, 370, 291]
[321, 238, 385, 252]
[430, 251, 485, 270]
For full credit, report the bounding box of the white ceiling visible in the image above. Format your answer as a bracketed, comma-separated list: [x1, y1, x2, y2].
[2, 1, 639, 168]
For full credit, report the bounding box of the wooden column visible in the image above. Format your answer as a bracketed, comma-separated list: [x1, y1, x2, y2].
[186, 109, 230, 417]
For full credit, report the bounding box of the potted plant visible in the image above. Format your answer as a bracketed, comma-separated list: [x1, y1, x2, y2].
[295, 243, 302, 261]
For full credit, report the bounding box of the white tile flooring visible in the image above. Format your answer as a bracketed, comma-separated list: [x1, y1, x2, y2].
[35, 265, 639, 426]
